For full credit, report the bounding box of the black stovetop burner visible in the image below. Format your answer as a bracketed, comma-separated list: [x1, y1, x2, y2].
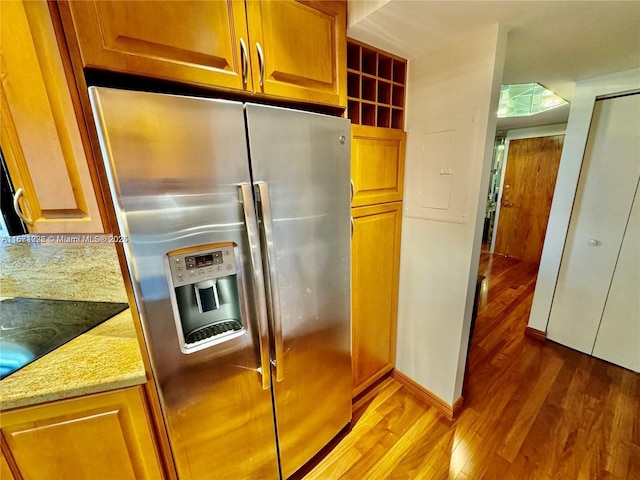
[0, 297, 128, 379]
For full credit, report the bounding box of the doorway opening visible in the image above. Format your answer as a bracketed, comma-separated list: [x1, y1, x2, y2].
[483, 126, 566, 265]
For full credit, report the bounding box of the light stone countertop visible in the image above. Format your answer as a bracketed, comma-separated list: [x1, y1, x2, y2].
[0, 309, 146, 410]
[0, 241, 147, 410]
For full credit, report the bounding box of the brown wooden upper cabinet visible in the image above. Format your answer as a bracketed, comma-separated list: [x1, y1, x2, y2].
[62, 0, 346, 108]
[351, 125, 406, 208]
[1, 0, 106, 233]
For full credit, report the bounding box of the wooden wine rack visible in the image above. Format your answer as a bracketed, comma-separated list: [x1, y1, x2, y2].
[347, 39, 407, 130]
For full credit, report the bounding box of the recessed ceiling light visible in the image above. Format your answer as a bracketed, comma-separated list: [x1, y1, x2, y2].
[497, 83, 568, 118]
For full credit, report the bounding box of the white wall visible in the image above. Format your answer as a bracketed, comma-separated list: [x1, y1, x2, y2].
[528, 68, 640, 332]
[347, 0, 390, 28]
[396, 25, 507, 405]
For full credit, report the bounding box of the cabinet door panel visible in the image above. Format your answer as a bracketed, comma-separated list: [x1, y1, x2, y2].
[1, 387, 163, 480]
[0, 0, 104, 233]
[66, 0, 250, 91]
[352, 202, 402, 396]
[351, 125, 406, 207]
[247, 0, 346, 107]
[1, 450, 16, 480]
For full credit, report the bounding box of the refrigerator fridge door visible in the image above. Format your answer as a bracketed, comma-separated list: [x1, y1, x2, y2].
[89, 88, 279, 480]
[246, 104, 352, 478]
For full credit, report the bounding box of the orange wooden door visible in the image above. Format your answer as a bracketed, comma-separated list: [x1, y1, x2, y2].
[494, 135, 564, 262]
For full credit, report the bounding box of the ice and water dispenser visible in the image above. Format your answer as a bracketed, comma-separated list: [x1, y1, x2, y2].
[165, 243, 245, 353]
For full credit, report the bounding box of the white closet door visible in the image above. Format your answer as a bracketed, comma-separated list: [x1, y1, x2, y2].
[592, 181, 640, 372]
[548, 93, 640, 354]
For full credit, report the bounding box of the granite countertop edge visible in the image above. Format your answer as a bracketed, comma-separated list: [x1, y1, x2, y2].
[0, 309, 147, 410]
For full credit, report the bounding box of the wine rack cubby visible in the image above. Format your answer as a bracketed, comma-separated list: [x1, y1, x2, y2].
[347, 39, 407, 130]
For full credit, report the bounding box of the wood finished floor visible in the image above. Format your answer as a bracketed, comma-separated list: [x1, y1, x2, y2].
[302, 253, 640, 479]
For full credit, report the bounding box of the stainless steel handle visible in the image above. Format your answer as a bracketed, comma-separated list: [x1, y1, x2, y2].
[256, 182, 284, 382]
[239, 38, 248, 86]
[256, 42, 265, 88]
[350, 179, 354, 204]
[239, 183, 271, 390]
[13, 188, 33, 225]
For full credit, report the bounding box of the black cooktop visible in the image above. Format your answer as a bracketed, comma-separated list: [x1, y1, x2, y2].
[0, 297, 128, 379]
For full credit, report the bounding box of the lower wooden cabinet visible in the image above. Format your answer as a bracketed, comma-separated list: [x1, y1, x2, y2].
[0, 386, 164, 480]
[351, 201, 403, 396]
[1, 449, 16, 480]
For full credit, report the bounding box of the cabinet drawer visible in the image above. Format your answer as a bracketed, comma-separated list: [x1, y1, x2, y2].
[351, 125, 406, 207]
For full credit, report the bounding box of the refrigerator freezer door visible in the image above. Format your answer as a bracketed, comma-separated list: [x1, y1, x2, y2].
[89, 88, 279, 480]
[246, 104, 352, 478]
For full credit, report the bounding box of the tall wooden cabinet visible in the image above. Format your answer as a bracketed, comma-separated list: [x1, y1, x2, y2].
[0, 0, 106, 233]
[351, 125, 406, 397]
[60, 0, 346, 108]
[1, 387, 165, 480]
[349, 40, 407, 397]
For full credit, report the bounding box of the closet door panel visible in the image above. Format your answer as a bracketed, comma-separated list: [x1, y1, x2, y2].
[547, 94, 640, 353]
[592, 182, 640, 372]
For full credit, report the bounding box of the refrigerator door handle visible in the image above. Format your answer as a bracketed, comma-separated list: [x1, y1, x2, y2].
[239, 183, 271, 390]
[256, 181, 285, 382]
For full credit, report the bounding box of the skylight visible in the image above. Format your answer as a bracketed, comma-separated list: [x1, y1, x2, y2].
[498, 83, 568, 118]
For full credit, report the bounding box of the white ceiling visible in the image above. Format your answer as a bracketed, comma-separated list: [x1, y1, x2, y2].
[348, 0, 640, 131]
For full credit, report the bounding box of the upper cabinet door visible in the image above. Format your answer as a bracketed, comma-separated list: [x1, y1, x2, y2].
[246, 0, 346, 107]
[0, 0, 105, 233]
[64, 0, 252, 91]
[351, 125, 406, 207]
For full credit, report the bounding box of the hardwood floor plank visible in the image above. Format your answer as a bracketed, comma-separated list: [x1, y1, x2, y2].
[302, 253, 640, 480]
[368, 410, 446, 479]
[603, 366, 637, 478]
[497, 355, 564, 462]
[364, 412, 449, 479]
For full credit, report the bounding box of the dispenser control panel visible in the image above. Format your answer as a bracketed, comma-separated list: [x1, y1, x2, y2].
[167, 245, 237, 288]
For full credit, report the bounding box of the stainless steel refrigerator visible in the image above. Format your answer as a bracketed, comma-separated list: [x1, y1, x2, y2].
[89, 87, 352, 479]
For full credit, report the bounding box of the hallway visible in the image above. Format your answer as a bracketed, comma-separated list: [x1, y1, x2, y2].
[302, 253, 640, 479]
